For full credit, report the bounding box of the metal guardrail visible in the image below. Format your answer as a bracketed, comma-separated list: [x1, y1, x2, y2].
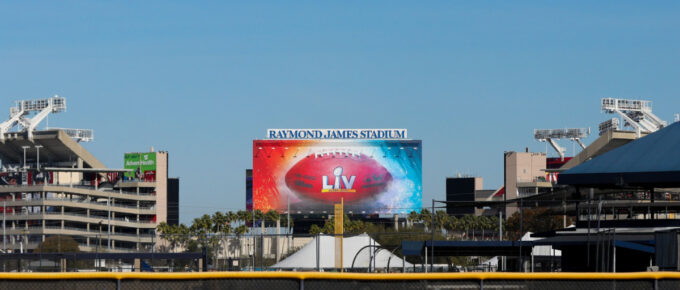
[0, 272, 677, 290]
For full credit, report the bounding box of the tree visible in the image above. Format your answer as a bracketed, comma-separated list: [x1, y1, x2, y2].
[443, 215, 459, 236]
[157, 222, 190, 252]
[478, 216, 490, 240]
[434, 210, 449, 233]
[420, 208, 432, 230]
[253, 210, 265, 234]
[309, 224, 323, 235]
[505, 207, 570, 240]
[236, 210, 252, 225]
[225, 211, 238, 225]
[234, 225, 248, 235]
[211, 211, 231, 234]
[190, 214, 214, 250]
[35, 235, 80, 253]
[407, 211, 420, 228]
[307, 214, 367, 235]
[265, 210, 280, 229]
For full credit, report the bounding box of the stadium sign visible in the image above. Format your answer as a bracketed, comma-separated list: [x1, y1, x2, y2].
[267, 129, 407, 140]
[123, 152, 157, 181]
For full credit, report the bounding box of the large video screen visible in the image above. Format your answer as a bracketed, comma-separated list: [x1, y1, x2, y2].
[253, 140, 422, 214]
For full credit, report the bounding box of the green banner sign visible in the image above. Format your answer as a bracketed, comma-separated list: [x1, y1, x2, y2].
[124, 152, 157, 180]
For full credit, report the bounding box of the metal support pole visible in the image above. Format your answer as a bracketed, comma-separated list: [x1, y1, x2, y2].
[22, 146, 29, 170]
[108, 193, 111, 250]
[316, 234, 320, 271]
[35, 145, 42, 171]
[519, 197, 523, 272]
[596, 196, 602, 272]
[613, 227, 616, 273]
[424, 246, 428, 273]
[287, 196, 291, 254]
[531, 247, 534, 272]
[431, 199, 434, 272]
[2, 201, 5, 254]
[252, 209, 255, 270]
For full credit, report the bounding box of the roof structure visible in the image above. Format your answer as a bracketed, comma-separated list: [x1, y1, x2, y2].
[559, 130, 642, 170]
[271, 234, 412, 269]
[0, 129, 104, 168]
[558, 122, 680, 188]
[402, 240, 534, 257]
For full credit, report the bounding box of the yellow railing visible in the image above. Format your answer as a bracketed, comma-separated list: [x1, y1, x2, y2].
[0, 271, 679, 281]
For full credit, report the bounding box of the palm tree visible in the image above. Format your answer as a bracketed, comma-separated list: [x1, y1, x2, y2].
[226, 211, 238, 227]
[478, 216, 489, 240]
[444, 215, 459, 238]
[254, 210, 265, 234]
[212, 211, 230, 234]
[488, 216, 499, 239]
[190, 214, 213, 249]
[420, 209, 432, 230]
[265, 210, 280, 227]
[407, 211, 420, 228]
[461, 215, 474, 240]
[236, 210, 252, 225]
[434, 210, 449, 234]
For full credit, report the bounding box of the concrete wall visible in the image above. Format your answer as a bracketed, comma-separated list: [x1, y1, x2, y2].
[504, 152, 546, 215]
[155, 151, 168, 224]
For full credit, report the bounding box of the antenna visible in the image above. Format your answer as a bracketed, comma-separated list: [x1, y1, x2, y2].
[534, 128, 590, 161]
[601, 98, 667, 137]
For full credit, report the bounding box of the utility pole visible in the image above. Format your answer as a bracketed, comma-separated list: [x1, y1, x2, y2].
[430, 199, 434, 272]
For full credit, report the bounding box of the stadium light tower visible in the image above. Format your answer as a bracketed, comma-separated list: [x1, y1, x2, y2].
[601, 98, 667, 137]
[534, 128, 590, 161]
[0, 95, 94, 143]
[0, 95, 66, 142]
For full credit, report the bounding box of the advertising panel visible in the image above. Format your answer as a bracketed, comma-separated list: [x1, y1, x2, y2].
[124, 152, 157, 181]
[253, 140, 422, 214]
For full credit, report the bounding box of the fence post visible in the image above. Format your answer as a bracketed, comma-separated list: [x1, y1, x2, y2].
[479, 279, 484, 290]
[300, 279, 305, 290]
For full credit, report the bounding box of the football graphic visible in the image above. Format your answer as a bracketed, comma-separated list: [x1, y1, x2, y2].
[285, 152, 392, 203]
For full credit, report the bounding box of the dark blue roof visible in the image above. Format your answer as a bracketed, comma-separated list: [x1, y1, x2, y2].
[559, 122, 680, 187]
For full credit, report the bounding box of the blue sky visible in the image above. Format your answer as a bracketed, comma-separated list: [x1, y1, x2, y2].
[1, 1, 679, 223]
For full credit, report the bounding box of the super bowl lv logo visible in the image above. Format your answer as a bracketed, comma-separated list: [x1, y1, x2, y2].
[321, 166, 356, 193]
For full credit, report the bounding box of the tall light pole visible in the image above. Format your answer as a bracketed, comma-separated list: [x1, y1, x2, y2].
[34, 145, 43, 171]
[21, 146, 30, 170]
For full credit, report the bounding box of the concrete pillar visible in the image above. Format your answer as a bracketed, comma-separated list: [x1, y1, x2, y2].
[60, 258, 67, 272]
[134, 258, 141, 272]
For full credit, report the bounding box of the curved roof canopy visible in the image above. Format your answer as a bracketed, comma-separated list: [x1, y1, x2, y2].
[559, 122, 680, 188]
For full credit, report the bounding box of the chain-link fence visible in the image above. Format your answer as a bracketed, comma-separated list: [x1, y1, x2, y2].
[0, 272, 678, 290]
[0, 230, 559, 273]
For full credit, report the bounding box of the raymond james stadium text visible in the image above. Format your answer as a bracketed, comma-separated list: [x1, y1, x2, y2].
[267, 129, 407, 139]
